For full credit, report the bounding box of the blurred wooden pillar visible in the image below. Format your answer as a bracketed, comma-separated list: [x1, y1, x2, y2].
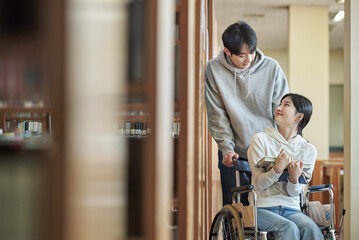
[344, 0, 359, 239]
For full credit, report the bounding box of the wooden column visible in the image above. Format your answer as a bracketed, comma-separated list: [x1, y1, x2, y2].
[344, 1, 359, 239]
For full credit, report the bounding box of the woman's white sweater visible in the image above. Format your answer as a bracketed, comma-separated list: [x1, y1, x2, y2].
[247, 127, 317, 210]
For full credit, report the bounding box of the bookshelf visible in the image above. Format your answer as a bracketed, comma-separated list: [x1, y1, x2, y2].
[124, 0, 150, 238]
[0, 107, 52, 136]
[123, 0, 185, 239]
[0, 0, 65, 239]
[173, 0, 189, 239]
[122, 0, 219, 239]
[120, 0, 220, 238]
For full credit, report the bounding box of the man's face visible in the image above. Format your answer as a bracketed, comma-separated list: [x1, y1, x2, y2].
[224, 43, 256, 69]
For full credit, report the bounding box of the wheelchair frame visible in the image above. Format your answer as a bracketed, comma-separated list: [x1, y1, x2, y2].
[209, 158, 345, 240]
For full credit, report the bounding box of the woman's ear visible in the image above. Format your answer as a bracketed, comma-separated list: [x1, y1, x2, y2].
[297, 113, 304, 122]
[224, 47, 231, 57]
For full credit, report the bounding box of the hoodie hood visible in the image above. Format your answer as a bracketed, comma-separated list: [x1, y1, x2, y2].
[264, 127, 305, 145]
[218, 49, 264, 98]
[262, 127, 313, 160]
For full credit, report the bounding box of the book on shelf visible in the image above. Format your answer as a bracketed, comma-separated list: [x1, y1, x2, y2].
[256, 157, 312, 184]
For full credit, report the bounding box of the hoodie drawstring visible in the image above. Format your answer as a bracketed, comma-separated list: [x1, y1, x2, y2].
[246, 72, 251, 99]
[233, 70, 239, 95]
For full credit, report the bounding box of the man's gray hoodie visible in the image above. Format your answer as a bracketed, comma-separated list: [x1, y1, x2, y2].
[205, 49, 289, 159]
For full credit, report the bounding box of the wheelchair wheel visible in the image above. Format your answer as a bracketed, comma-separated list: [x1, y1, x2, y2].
[323, 229, 336, 240]
[209, 204, 245, 240]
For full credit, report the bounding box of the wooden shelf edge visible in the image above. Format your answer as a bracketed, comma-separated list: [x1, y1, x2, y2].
[0, 107, 53, 113]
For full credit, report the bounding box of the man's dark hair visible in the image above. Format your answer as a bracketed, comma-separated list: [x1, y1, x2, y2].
[222, 21, 257, 55]
[281, 93, 313, 136]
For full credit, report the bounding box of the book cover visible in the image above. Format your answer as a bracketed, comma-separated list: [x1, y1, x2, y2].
[256, 157, 311, 171]
[278, 172, 310, 184]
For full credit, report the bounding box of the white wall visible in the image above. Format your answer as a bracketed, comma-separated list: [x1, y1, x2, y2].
[264, 49, 345, 86]
[265, 48, 345, 152]
[330, 49, 344, 85]
[329, 49, 344, 149]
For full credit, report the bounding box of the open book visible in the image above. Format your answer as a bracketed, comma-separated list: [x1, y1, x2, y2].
[255, 157, 312, 184]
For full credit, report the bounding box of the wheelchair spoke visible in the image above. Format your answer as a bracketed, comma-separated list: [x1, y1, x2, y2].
[209, 210, 235, 240]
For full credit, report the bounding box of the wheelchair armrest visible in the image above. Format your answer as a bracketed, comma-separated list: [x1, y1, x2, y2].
[307, 184, 333, 192]
[231, 185, 254, 194]
[304, 184, 335, 229]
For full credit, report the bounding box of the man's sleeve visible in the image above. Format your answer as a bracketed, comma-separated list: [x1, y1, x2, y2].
[204, 65, 235, 156]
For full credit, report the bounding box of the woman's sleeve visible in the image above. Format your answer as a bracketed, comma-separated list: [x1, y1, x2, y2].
[248, 134, 282, 190]
[285, 179, 305, 197]
[285, 145, 317, 196]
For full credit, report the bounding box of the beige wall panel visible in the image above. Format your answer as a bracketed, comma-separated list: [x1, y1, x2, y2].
[289, 5, 329, 159]
[263, 49, 289, 81]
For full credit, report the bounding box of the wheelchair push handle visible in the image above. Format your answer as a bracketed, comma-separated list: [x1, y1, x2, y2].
[338, 208, 346, 239]
[232, 156, 239, 171]
[232, 156, 241, 188]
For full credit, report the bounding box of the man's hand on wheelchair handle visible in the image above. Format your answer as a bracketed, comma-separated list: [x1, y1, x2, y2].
[223, 152, 239, 167]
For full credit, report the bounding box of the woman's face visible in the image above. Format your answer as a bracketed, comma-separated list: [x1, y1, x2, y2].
[274, 96, 302, 127]
[224, 43, 256, 69]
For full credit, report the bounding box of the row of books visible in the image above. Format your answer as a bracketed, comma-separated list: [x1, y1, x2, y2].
[119, 121, 149, 137]
[118, 110, 149, 117]
[4, 121, 43, 136]
[118, 121, 181, 137]
[171, 121, 181, 137]
[118, 110, 180, 118]
[255, 157, 312, 184]
[0, 100, 46, 108]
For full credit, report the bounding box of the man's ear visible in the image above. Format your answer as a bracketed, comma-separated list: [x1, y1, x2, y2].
[224, 47, 231, 56]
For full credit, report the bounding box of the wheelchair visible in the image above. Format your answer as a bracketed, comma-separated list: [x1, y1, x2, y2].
[209, 158, 345, 240]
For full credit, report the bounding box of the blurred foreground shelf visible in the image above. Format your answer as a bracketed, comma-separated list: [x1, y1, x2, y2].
[0, 135, 53, 153]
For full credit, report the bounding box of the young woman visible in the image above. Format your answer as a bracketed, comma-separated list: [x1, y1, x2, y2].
[247, 93, 323, 240]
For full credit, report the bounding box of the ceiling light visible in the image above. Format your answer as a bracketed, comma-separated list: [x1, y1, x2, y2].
[337, 0, 344, 3]
[334, 10, 345, 22]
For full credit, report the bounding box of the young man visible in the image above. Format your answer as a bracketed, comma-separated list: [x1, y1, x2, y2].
[205, 21, 289, 205]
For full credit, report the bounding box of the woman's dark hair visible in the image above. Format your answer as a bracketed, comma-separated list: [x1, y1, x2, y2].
[281, 93, 313, 136]
[222, 21, 257, 55]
